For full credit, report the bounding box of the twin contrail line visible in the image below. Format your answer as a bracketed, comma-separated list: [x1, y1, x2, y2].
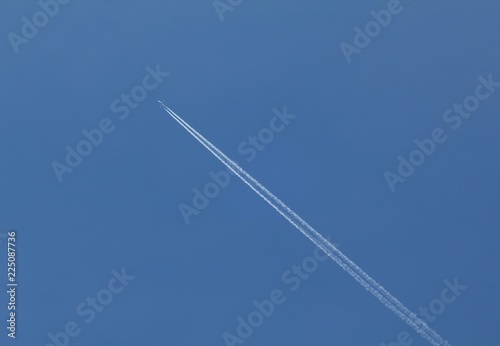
[159, 101, 450, 346]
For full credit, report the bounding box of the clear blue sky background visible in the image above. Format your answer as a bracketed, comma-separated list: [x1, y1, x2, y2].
[1, 1, 499, 345]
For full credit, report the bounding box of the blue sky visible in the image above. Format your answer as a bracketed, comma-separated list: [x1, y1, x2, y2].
[1, 1, 499, 345]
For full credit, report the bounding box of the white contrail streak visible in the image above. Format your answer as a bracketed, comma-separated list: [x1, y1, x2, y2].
[160, 101, 450, 346]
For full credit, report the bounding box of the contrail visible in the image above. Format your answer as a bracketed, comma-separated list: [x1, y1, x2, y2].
[160, 101, 450, 346]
